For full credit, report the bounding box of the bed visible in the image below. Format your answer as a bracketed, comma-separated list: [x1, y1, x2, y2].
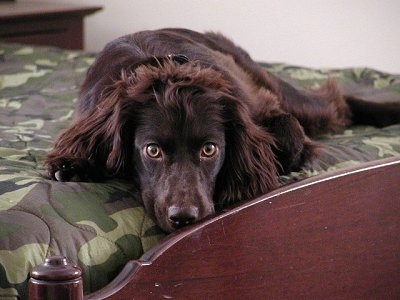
[0, 42, 399, 299]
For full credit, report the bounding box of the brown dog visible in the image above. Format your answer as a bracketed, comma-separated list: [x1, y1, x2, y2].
[45, 28, 399, 232]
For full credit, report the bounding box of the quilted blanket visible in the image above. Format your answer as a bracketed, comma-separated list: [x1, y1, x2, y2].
[0, 43, 399, 299]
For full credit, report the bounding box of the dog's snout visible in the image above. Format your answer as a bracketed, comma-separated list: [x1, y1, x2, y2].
[168, 205, 199, 229]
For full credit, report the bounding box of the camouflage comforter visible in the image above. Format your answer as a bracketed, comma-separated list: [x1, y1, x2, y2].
[0, 43, 399, 299]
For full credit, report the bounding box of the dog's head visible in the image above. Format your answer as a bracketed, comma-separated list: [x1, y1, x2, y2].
[132, 59, 229, 231]
[70, 56, 279, 232]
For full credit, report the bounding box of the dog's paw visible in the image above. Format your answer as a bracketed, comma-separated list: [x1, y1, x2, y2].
[47, 158, 96, 182]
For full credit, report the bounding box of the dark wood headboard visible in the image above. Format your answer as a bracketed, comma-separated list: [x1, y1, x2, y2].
[84, 157, 400, 299]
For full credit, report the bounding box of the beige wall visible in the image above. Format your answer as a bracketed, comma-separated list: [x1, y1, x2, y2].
[23, 0, 400, 73]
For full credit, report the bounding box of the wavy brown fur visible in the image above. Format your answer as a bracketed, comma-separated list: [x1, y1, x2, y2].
[45, 28, 398, 232]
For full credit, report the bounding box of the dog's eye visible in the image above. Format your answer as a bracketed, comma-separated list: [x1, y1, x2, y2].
[145, 144, 162, 158]
[201, 143, 218, 158]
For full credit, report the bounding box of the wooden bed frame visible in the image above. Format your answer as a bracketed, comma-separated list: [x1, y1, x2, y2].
[28, 156, 400, 299]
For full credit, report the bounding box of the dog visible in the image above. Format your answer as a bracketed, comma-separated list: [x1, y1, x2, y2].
[45, 28, 400, 232]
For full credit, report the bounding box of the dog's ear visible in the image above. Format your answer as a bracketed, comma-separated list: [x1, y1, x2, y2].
[214, 97, 280, 209]
[47, 80, 134, 177]
[265, 113, 319, 174]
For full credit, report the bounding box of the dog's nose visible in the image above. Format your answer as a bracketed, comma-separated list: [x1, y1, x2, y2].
[168, 205, 199, 229]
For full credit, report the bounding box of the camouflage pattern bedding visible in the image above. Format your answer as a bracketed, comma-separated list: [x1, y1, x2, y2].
[0, 43, 399, 299]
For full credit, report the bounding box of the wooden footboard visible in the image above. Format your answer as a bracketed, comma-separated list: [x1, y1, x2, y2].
[30, 157, 400, 299]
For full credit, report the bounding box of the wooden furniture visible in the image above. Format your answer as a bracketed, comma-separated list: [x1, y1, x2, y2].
[1, 42, 399, 299]
[0, 2, 102, 49]
[29, 157, 400, 299]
